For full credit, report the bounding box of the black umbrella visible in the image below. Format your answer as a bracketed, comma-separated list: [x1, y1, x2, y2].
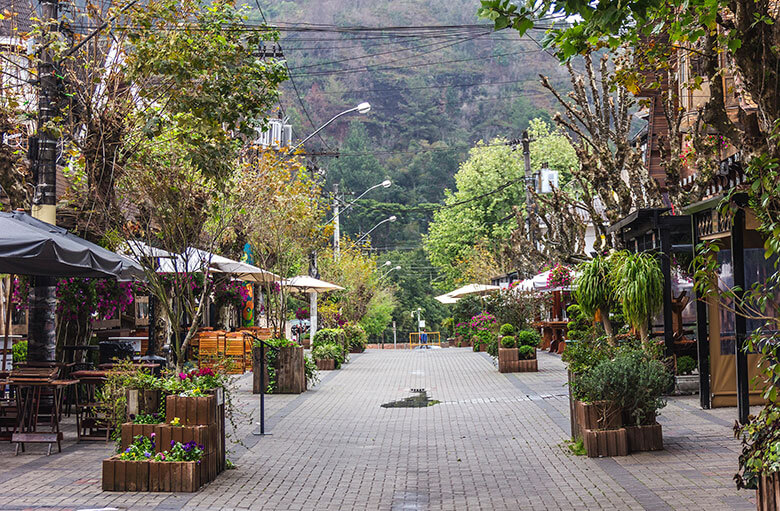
[0, 211, 142, 278]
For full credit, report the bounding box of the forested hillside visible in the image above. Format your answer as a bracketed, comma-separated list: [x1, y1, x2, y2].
[252, 0, 569, 250]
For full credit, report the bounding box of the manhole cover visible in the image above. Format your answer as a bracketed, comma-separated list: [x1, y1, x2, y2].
[381, 389, 440, 408]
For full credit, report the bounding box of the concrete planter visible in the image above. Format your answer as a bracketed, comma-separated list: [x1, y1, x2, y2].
[674, 374, 700, 395]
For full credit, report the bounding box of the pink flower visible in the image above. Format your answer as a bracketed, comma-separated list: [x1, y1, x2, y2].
[178, 372, 187, 380]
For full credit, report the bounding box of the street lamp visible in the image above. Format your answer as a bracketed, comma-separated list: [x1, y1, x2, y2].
[380, 265, 401, 279]
[329, 179, 391, 260]
[288, 102, 371, 155]
[357, 215, 397, 243]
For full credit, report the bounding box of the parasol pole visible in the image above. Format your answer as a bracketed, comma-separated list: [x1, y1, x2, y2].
[2, 274, 14, 371]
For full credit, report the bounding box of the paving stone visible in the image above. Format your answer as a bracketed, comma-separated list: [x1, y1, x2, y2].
[0, 349, 761, 510]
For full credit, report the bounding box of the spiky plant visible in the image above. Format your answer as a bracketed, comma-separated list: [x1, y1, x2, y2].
[573, 255, 616, 342]
[613, 251, 664, 345]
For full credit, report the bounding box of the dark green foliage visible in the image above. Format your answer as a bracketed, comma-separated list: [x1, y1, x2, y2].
[501, 336, 516, 348]
[312, 328, 345, 349]
[566, 304, 592, 341]
[343, 323, 368, 352]
[676, 355, 697, 375]
[263, 337, 298, 393]
[516, 330, 541, 348]
[736, 405, 780, 490]
[499, 323, 515, 336]
[577, 349, 673, 426]
[518, 345, 535, 360]
[304, 355, 320, 386]
[12, 340, 27, 364]
[312, 343, 346, 369]
[562, 337, 615, 378]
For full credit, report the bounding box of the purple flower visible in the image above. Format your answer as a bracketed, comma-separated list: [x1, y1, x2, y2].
[171, 440, 175, 447]
[144, 452, 151, 458]
[198, 444, 204, 450]
[125, 448, 131, 453]
[150, 432, 156, 438]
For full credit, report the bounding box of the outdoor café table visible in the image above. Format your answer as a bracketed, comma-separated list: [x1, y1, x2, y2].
[10, 378, 78, 455]
[71, 370, 110, 441]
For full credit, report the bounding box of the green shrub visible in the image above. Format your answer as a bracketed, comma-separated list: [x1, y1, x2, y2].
[12, 340, 27, 364]
[312, 328, 345, 348]
[501, 336, 516, 348]
[312, 343, 346, 369]
[676, 355, 696, 375]
[518, 345, 535, 360]
[304, 355, 320, 386]
[499, 323, 515, 336]
[343, 323, 368, 352]
[577, 349, 673, 426]
[566, 304, 592, 341]
[516, 330, 541, 348]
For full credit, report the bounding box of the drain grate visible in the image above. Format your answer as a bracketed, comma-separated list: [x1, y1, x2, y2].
[411, 388, 425, 393]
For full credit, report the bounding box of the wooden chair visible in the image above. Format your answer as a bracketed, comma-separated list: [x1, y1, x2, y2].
[197, 332, 221, 369]
[240, 328, 273, 370]
[224, 332, 247, 374]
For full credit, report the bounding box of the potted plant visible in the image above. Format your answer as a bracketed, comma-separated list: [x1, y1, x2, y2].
[103, 434, 155, 491]
[674, 355, 699, 395]
[736, 405, 780, 510]
[576, 348, 672, 456]
[312, 343, 343, 370]
[149, 440, 205, 492]
[498, 335, 518, 373]
[343, 323, 368, 353]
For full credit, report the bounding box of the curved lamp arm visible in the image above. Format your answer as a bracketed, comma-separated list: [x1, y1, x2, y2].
[288, 102, 370, 155]
[357, 215, 397, 243]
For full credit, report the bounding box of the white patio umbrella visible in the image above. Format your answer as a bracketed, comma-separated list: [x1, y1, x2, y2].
[282, 275, 344, 293]
[154, 247, 277, 282]
[434, 292, 459, 304]
[446, 283, 500, 298]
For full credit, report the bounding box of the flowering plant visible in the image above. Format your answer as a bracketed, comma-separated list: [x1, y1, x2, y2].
[119, 433, 156, 460]
[214, 279, 250, 309]
[153, 440, 204, 462]
[295, 307, 310, 320]
[454, 322, 471, 337]
[11, 276, 29, 312]
[547, 264, 572, 288]
[469, 312, 497, 331]
[56, 277, 136, 321]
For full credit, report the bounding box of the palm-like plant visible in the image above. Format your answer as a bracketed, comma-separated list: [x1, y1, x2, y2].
[612, 251, 664, 345]
[573, 255, 616, 342]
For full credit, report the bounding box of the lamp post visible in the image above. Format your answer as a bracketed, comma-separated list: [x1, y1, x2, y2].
[294, 103, 369, 342]
[380, 265, 401, 279]
[357, 215, 396, 244]
[330, 179, 391, 261]
[288, 102, 370, 156]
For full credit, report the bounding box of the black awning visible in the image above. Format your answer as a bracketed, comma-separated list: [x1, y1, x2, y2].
[0, 211, 142, 278]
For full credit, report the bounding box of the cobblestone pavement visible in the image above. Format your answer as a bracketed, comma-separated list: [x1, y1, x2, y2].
[0, 349, 759, 510]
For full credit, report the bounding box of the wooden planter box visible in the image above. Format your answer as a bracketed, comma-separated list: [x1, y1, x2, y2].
[102, 456, 150, 492]
[757, 472, 780, 511]
[625, 423, 663, 452]
[252, 346, 269, 394]
[498, 347, 518, 372]
[120, 423, 160, 452]
[150, 461, 202, 492]
[164, 393, 225, 475]
[126, 389, 161, 418]
[517, 358, 538, 372]
[276, 345, 306, 394]
[315, 359, 335, 371]
[573, 400, 622, 441]
[583, 428, 629, 458]
[165, 394, 218, 426]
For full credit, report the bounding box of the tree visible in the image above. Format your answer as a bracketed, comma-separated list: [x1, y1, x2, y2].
[233, 151, 325, 337]
[317, 241, 396, 334]
[423, 139, 525, 288]
[51, 0, 286, 238]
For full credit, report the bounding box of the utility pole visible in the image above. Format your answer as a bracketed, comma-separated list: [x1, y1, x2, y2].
[332, 183, 340, 261]
[308, 251, 318, 340]
[521, 130, 536, 248]
[28, 0, 60, 363]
